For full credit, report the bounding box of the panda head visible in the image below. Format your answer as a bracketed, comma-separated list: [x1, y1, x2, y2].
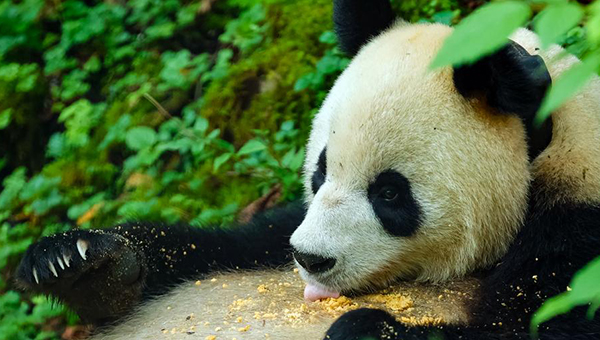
[290, 0, 552, 298]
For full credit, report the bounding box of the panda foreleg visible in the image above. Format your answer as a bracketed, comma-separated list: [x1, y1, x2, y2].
[324, 309, 600, 340]
[15, 202, 305, 325]
[323, 308, 426, 340]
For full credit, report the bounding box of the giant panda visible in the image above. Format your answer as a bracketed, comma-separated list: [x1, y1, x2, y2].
[15, 0, 600, 339]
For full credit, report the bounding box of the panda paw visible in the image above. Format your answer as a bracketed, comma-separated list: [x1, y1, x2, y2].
[17, 230, 140, 289]
[324, 308, 431, 340]
[16, 230, 145, 323]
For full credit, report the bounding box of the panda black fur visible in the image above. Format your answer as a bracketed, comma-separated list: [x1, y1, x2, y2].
[15, 0, 600, 339]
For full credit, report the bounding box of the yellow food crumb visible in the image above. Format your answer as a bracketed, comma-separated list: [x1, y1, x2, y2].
[238, 325, 251, 332]
[315, 296, 359, 316]
[211, 278, 217, 282]
[205, 336, 216, 340]
[229, 298, 253, 312]
[236, 316, 243, 323]
[399, 315, 444, 326]
[257, 284, 268, 293]
[293, 268, 299, 273]
[366, 293, 413, 312]
[222, 283, 229, 288]
[191, 244, 197, 249]
[195, 280, 202, 286]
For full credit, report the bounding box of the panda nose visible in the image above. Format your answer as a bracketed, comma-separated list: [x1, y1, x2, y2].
[293, 250, 336, 274]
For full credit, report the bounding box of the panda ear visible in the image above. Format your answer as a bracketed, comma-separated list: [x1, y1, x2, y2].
[333, 0, 396, 56]
[453, 40, 553, 158]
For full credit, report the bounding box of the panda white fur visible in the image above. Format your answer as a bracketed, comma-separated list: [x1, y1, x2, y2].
[15, 0, 600, 339]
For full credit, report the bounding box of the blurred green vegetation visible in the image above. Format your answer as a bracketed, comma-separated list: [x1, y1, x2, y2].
[0, 0, 488, 338]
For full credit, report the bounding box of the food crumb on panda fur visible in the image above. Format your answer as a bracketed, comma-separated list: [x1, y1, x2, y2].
[315, 296, 358, 314]
[365, 293, 413, 312]
[205, 336, 216, 340]
[257, 284, 268, 293]
[399, 315, 444, 326]
[238, 325, 251, 332]
[195, 280, 201, 286]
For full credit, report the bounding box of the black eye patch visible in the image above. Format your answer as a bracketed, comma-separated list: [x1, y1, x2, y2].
[311, 148, 327, 194]
[367, 171, 422, 237]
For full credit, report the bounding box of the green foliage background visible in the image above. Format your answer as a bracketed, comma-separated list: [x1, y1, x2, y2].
[0, 0, 596, 338]
[0, 0, 462, 338]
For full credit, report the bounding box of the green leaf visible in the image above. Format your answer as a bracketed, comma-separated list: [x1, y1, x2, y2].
[125, 127, 157, 151]
[588, 2, 600, 45]
[193, 117, 209, 133]
[430, 1, 531, 68]
[319, 31, 337, 45]
[536, 54, 600, 125]
[145, 22, 176, 40]
[83, 56, 101, 73]
[0, 109, 12, 130]
[431, 11, 457, 26]
[316, 54, 343, 74]
[59, 100, 104, 147]
[531, 256, 600, 333]
[237, 139, 266, 155]
[534, 3, 583, 49]
[531, 293, 574, 335]
[569, 256, 600, 304]
[294, 73, 315, 91]
[213, 153, 233, 172]
[0, 168, 27, 211]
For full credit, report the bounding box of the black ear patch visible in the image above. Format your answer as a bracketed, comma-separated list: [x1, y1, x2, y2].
[333, 0, 395, 56]
[453, 41, 553, 159]
[311, 148, 327, 194]
[367, 171, 422, 237]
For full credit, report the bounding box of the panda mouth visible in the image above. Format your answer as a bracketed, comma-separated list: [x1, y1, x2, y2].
[303, 282, 340, 301]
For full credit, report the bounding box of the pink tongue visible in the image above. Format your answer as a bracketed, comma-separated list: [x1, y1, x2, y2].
[304, 283, 340, 302]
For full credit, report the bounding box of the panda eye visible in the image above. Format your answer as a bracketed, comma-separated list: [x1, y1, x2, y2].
[380, 186, 399, 201]
[367, 170, 422, 237]
[311, 148, 327, 194]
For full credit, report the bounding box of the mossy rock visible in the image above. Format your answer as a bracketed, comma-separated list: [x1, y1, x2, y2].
[201, 0, 332, 146]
